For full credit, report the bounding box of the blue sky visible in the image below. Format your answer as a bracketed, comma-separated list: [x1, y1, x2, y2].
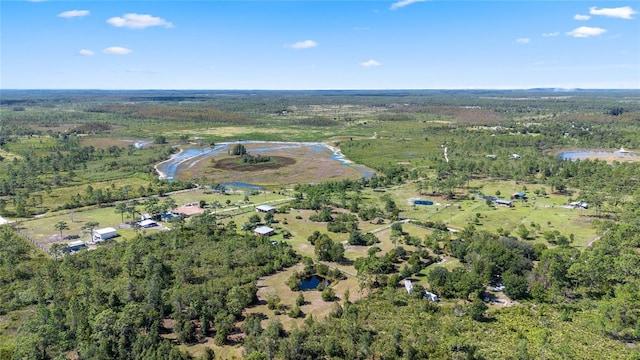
[1, 1, 639, 89]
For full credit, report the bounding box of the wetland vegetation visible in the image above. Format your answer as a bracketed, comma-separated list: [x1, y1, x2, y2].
[1, 89, 640, 359]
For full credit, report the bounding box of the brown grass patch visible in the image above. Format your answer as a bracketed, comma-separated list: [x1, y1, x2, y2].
[80, 137, 141, 149]
[181, 144, 370, 187]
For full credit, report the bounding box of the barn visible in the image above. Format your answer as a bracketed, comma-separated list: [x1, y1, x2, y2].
[93, 227, 118, 242]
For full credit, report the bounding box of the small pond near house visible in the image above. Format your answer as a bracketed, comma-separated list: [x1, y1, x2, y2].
[299, 275, 330, 291]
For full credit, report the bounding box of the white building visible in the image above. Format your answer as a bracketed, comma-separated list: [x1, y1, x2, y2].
[254, 226, 275, 236]
[93, 227, 118, 242]
[256, 205, 276, 214]
[425, 291, 439, 302]
[404, 279, 413, 294]
[67, 240, 86, 252]
[138, 219, 158, 228]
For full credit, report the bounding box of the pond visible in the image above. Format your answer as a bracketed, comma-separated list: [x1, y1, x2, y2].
[299, 275, 330, 291]
[155, 141, 375, 182]
[219, 181, 264, 191]
[558, 148, 639, 162]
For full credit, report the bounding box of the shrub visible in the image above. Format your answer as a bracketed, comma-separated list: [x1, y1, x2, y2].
[288, 305, 301, 318]
[322, 287, 336, 301]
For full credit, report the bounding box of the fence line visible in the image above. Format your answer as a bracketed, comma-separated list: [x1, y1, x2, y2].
[12, 225, 52, 257]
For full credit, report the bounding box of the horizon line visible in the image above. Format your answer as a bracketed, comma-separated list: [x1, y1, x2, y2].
[2, 87, 639, 91]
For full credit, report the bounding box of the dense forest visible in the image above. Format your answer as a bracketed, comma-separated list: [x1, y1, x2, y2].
[1, 90, 640, 359]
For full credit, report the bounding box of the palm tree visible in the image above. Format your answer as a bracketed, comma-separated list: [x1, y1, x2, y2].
[126, 200, 140, 222]
[115, 202, 127, 223]
[54, 221, 69, 239]
[81, 221, 100, 239]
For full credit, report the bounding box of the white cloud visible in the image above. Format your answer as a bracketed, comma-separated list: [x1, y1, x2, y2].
[590, 6, 637, 19]
[574, 14, 591, 21]
[102, 47, 132, 55]
[516, 38, 530, 44]
[287, 40, 318, 49]
[566, 26, 607, 38]
[542, 32, 560, 37]
[390, 0, 426, 10]
[359, 59, 381, 67]
[78, 49, 94, 56]
[107, 13, 174, 29]
[58, 10, 89, 18]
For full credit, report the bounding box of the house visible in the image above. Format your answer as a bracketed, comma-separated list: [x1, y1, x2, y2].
[256, 205, 276, 214]
[511, 192, 527, 200]
[425, 291, 439, 302]
[161, 212, 180, 221]
[67, 240, 86, 252]
[404, 279, 413, 294]
[254, 226, 275, 236]
[138, 219, 158, 228]
[495, 199, 513, 207]
[93, 227, 118, 242]
[413, 199, 433, 206]
[511, 154, 522, 159]
[486, 154, 497, 159]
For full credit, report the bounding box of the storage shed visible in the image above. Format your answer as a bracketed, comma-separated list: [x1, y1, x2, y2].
[254, 226, 275, 236]
[495, 199, 513, 207]
[138, 219, 158, 228]
[425, 291, 439, 302]
[404, 279, 413, 294]
[67, 240, 86, 252]
[256, 205, 276, 214]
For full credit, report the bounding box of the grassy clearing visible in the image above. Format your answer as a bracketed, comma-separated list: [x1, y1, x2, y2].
[0, 307, 35, 352]
[2, 136, 59, 157]
[0, 148, 21, 161]
[17, 189, 293, 251]
[387, 179, 598, 248]
[15, 206, 135, 250]
[245, 264, 363, 331]
[27, 178, 151, 214]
